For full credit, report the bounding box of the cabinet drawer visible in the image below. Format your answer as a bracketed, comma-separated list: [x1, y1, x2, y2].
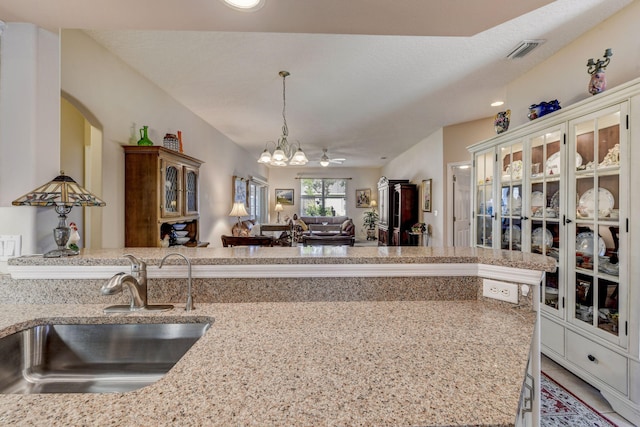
[566, 330, 627, 394]
[541, 316, 564, 356]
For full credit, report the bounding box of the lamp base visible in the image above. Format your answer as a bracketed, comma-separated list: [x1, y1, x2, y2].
[44, 248, 79, 258]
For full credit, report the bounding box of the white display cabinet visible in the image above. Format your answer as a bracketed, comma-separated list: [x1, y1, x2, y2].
[469, 78, 639, 424]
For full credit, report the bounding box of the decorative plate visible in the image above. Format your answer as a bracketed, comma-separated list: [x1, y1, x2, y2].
[531, 191, 545, 208]
[546, 152, 561, 175]
[508, 191, 522, 215]
[532, 227, 553, 247]
[550, 190, 560, 210]
[510, 160, 523, 180]
[578, 187, 614, 218]
[576, 231, 606, 256]
[503, 224, 521, 244]
[544, 153, 582, 175]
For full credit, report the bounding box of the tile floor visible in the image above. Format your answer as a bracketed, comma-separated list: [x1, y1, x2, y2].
[542, 354, 637, 426]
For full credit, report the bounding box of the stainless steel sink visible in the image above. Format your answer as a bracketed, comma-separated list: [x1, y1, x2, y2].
[0, 322, 210, 394]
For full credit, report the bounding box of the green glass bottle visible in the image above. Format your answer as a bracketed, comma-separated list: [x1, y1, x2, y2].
[137, 125, 154, 146]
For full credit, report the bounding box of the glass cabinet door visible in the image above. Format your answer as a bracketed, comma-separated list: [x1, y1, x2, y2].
[498, 141, 523, 252]
[528, 128, 564, 316]
[184, 166, 199, 216]
[378, 184, 389, 227]
[161, 159, 183, 218]
[474, 149, 495, 248]
[568, 103, 627, 346]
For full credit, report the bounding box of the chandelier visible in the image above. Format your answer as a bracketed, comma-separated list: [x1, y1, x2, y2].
[257, 71, 309, 167]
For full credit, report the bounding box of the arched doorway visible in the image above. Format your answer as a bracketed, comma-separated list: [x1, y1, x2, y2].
[60, 92, 103, 249]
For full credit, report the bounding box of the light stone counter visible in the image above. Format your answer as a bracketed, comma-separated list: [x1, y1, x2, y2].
[0, 247, 549, 425]
[0, 301, 535, 427]
[1, 246, 553, 305]
[8, 246, 555, 270]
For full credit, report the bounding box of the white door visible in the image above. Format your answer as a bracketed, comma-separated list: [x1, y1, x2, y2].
[453, 165, 471, 246]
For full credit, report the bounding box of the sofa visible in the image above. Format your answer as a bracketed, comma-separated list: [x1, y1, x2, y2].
[290, 215, 355, 242]
[302, 234, 355, 246]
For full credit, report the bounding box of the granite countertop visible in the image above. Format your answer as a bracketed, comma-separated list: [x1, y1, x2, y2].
[8, 246, 556, 271]
[0, 301, 534, 426]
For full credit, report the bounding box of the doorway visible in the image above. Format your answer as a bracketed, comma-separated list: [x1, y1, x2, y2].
[447, 162, 472, 246]
[61, 94, 103, 249]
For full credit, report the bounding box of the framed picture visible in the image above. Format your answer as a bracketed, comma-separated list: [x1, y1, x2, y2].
[275, 188, 294, 205]
[421, 179, 432, 212]
[233, 176, 247, 204]
[356, 188, 371, 208]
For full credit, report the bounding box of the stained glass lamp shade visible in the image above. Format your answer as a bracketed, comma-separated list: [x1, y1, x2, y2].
[12, 172, 106, 258]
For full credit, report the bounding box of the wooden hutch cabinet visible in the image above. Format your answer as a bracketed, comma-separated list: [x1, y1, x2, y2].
[391, 182, 419, 245]
[124, 146, 206, 247]
[377, 177, 418, 246]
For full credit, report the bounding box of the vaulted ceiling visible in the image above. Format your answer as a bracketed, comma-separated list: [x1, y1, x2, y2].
[0, 0, 632, 167]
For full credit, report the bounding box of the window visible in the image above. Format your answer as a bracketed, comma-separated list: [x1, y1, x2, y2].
[300, 179, 347, 216]
[248, 177, 268, 224]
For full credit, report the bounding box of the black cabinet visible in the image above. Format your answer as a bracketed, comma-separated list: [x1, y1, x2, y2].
[391, 183, 418, 246]
[377, 177, 418, 246]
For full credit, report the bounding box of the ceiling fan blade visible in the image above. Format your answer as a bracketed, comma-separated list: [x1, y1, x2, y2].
[320, 149, 346, 165]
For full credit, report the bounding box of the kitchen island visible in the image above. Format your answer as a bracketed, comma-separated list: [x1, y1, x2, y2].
[0, 247, 554, 426]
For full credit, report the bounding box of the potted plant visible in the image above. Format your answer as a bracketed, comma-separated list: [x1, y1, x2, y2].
[363, 209, 379, 240]
[411, 223, 426, 234]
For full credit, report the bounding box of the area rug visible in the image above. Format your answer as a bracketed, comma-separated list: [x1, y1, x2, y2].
[541, 371, 619, 427]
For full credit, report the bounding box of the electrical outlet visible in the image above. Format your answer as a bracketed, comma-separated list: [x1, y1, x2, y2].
[483, 279, 518, 304]
[0, 235, 21, 261]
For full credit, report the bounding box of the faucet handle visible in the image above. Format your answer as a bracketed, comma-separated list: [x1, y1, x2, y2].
[123, 253, 146, 273]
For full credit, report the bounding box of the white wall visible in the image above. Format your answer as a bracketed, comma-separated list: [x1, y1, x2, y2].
[267, 166, 382, 240]
[60, 30, 267, 248]
[60, 98, 85, 245]
[505, 1, 640, 129]
[0, 23, 60, 261]
[382, 128, 444, 246]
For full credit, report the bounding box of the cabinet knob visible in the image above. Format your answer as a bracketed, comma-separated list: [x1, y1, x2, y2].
[587, 354, 598, 363]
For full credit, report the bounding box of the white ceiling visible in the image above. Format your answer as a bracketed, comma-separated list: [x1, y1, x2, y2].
[0, 0, 632, 167]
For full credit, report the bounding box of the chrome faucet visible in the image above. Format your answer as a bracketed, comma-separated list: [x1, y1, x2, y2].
[102, 254, 173, 313]
[159, 253, 194, 311]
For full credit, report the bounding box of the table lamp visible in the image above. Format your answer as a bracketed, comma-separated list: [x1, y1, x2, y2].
[12, 172, 106, 258]
[275, 203, 284, 223]
[229, 202, 249, 230]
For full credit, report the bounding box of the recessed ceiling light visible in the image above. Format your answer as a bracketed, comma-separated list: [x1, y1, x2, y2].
[222, 0, 264, 11]
[491, 101, 504, 107]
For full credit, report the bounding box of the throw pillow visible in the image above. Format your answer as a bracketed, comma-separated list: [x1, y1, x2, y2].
[341, 219, 353, 232]
[296, 218, 308, 231]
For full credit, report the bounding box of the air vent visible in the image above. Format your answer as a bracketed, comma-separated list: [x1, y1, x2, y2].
[506, 40, 545, 59]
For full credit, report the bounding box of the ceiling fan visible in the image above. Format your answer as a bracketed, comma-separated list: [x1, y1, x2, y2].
[319, 149, 346, 167]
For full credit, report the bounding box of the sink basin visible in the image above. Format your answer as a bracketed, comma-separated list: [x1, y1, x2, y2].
[0, 322, 210, 394]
